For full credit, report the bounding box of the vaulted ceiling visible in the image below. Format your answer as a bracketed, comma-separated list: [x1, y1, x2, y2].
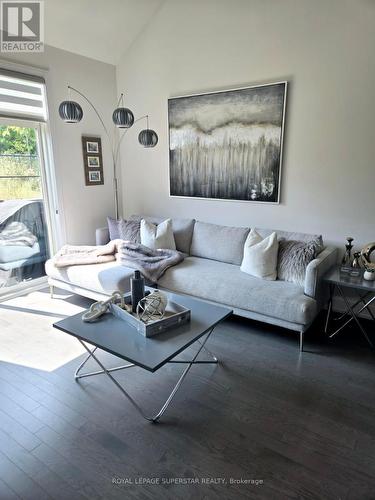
[44, 0, 164, 65]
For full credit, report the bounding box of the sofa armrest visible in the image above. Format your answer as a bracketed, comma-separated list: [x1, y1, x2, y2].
[96, 227, 110, 246]
[304, 246, 338, 301]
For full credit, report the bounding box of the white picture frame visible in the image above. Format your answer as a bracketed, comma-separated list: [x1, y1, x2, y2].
[87, 156, 100, 167]
[88, 170, 101, 182]
[87, 141, 99, 153]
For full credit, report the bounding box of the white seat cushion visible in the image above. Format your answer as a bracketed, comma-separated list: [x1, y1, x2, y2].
[45, 260, 135, 295]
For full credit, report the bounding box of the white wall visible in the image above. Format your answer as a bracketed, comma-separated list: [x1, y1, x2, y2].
[2, 45, 118, 245]
[116, 0, 375, 250]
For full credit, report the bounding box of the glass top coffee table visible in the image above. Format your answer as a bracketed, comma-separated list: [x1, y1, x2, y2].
[53, 291, 232, 423]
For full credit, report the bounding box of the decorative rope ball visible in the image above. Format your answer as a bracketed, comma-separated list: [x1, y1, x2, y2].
[136, 290, 168, 324]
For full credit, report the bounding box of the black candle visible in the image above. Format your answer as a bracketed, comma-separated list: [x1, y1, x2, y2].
[130, 270, 145, 313]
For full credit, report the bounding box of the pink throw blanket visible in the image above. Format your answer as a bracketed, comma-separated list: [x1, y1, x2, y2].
[52, 241, 118, 268]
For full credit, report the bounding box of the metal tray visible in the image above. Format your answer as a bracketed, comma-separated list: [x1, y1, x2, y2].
[109, 295, 190, 337]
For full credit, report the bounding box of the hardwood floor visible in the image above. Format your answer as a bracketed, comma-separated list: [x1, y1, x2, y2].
[0, 288, 374, 499]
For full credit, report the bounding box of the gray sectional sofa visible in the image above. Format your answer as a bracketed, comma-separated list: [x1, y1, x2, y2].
[46, 215, 337, 350]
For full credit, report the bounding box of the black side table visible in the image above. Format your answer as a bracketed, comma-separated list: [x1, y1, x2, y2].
[323, 266, 375, 348]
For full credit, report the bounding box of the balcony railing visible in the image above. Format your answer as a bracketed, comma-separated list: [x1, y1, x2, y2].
[0, 153, 41, 200]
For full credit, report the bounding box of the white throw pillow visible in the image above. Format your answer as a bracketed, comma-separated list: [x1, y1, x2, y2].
[140, 219, 176, 250]
[240, 229, 278, 280]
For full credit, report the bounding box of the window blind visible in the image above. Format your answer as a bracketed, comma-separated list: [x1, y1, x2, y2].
[0, 68, 47, 122]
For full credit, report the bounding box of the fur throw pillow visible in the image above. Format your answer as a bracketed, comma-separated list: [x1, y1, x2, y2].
[277, 240, 319, 286]
[107, 217, 140, 243]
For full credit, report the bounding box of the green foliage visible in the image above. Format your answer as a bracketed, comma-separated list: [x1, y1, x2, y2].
[0, 156, 40, 176]
[0, 126, 41, 200]
[0, 126, 37, 155]
[0, 177, 41, 200]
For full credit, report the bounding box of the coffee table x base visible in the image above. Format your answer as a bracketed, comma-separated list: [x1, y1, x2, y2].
[74, 327, 218, 423]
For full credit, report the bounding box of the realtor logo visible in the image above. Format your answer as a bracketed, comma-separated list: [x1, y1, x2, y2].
[1, 0, 44, 52]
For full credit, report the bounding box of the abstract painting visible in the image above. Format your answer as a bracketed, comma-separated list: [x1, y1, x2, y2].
[168, 82, 287, 203]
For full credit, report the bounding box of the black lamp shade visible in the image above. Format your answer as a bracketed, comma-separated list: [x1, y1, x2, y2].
[112, 107, 134, 128]
[138, 129, 158, 148]
[58, 101, 83, 123]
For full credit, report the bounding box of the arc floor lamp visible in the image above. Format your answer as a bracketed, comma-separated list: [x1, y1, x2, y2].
[58, 86, 158, 220]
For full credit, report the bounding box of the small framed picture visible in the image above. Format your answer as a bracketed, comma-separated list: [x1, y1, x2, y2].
[82, 136, 104, 186]
[88, 170, 101, 183]
[87, 156, 100, 167]
[87, 141, 99, 153]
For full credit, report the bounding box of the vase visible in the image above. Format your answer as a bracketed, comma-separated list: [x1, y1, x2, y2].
[363, 270, 375, 281]
[341, 237, 354, 273]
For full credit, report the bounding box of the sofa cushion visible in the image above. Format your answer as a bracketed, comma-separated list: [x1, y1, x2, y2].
[240, 230, 278, 280]
[158, 256, 317, 326]
[140, 219, 176, 250]
[170, 218, 195, 254]
[256, 228, 324, 253]
[120, 220, 141, 243]
[107, 217, 122, 240]
[190, 221, 249, 265]
[107, 217, 140, 243]
[45, 260, 135, 295]
[278, 239, 319, 286]
[130, 215, 195, 254]
[96, 227, 110, 245]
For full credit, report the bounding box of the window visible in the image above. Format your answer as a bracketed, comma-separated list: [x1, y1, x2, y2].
[0, 68, 57, 295]
[0, 69, 47, 121]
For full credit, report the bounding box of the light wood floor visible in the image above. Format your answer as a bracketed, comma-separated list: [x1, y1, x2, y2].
[0, 288, 374, 499]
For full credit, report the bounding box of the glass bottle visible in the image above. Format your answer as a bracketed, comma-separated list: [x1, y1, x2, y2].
[352, 252, 362, 268]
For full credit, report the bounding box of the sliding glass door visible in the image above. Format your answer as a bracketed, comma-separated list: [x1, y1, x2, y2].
[0, 119, 51, 292]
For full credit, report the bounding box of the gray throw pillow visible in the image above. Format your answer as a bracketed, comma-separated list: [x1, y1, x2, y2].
[107, 217, 122, 240]
[107, 217, 140, 243]
[277, 240, 319, 286]
[119, 219, 141, 243]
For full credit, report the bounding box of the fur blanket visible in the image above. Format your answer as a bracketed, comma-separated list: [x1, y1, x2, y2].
[117, 242, 184, 282]
[0, 221, 37, 247]
[53, 241, 117, 268]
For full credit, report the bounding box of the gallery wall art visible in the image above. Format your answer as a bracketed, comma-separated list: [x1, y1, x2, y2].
[168, 82, 287, 203]
[81, 136, 104, 186]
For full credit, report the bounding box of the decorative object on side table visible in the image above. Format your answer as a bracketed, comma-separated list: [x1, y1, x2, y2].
[82, 136, 104, 186]
[361, 242, 375, 281]
[340, 236, 354, 273]
[58, 87, 158, 219]
[364, 269, 375, 281]
[348, 251, 362, 278]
